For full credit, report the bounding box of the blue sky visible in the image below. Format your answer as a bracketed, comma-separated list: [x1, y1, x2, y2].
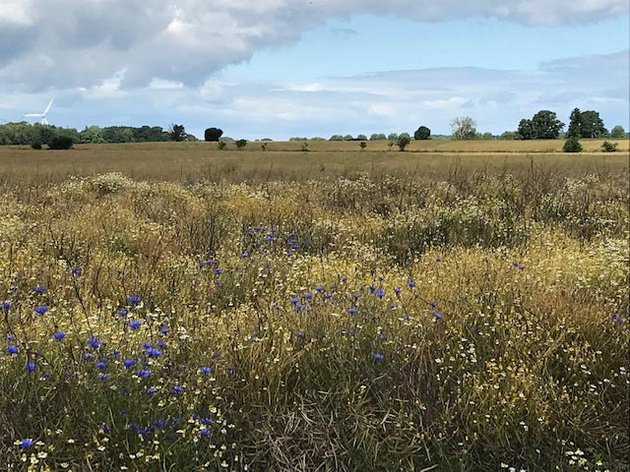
[0, 0, 628, 139]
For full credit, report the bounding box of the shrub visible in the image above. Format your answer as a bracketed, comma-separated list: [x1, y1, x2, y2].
[414, 126, 431, 140]
[601, 141, 618, 152]
[31, 141, 42, 150]
[360, 141, 367, 150]
[48, 135, 74, 150]
[397, 134, 411, 151]
[236, 139, 247, 149]
[301, 142, 309, 152]
[204, 127, 223, 142]
[563, 136, 582, 153]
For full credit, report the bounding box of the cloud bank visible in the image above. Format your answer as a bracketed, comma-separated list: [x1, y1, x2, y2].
[0, 0, 627, 91]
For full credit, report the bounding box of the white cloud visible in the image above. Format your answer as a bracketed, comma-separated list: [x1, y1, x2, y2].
[0, 0, 627, 94]
[149, 78, 185, 90]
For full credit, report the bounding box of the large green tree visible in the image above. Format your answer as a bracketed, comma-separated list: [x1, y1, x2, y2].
[610, 125, 626, 139]
[450, 116, 477, 140]
[579, 110, 607, 138]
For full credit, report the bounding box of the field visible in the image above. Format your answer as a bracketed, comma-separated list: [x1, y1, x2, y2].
[0, 141, 628, 471]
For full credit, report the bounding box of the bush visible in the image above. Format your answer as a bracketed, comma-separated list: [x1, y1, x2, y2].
[236, 139, 247, 149]
[301, 142, 309, 152]
[601, 141, 618, 152]
[414, 126, 431, 140]
[31, 141, 42, 150]
[360, 141, 367, 150]
[48, 135, 74, 150]
[204, 127, 223, 142]
[397, 134, 411, 151]
[563, 136, 582, 153]
[217, 141, 227, 150]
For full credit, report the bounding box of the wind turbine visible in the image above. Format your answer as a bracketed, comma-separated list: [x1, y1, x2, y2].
[24, 99, 54, 125]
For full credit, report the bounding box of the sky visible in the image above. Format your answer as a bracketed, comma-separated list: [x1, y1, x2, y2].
[0, 0, 628, 139]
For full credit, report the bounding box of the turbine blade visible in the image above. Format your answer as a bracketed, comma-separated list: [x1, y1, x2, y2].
[43, 98, 54, 115]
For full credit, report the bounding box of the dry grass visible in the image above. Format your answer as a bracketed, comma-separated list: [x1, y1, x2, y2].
[0, 140, 628, 184]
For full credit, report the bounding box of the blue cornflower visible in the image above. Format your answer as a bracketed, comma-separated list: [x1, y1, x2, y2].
[214, 267, 223, 276]
[34, 305, 49, 316]
[96, 359, 107, 369]
[290, 297, 299, 305]
[71, 267, 83, 277]
[53, 331, 66, 341]
[347, 306, 357, 315]
[156, 340, 167, 349]
[294, 303, 304, 313]
[123, 358, 137, 369]
[129, 319, 142, 330]
[394, 287, 402, 298]
[137, 369, 151, 378]
[377, 332, 387, 341]
[98, 373, 109, 381]
[200, 366, 212, 375]
[153, 418, 168, 429]
[6, 345, 19, 355]
[117, 308, 128, 317]
[82, 352, 94, 361]
[19, 438, 34, 449]
[34, 284, 47, 294]
[226, 367, 234, 376]
[2, 300, 10, 312]
[241, 251, 249, 258]
[303, 292, 313, 300]
[110, 350, 121, 359]
[26, 361, 37, 372]
[407, 280, 416, 289]
[127, 294, 141, 305]
[159, 324, 170, 335]
[430, 301, 438, 309]
[613, 314, 624, 324]
[170, 385, 184, 395]
[146, 386, 157, 396]
[295, 331, 305, 340]
[199, 428, 210, 438]
[433, 312, 444, 320]
[369, 285, 376, 293]
[374, 352, 385, 362]
[512, 261, 525, 271]
[145, 347, 162, 358]
[87, 337, 101, 349]
[375, 287, 385, 299]
[315, 284, 324, 293]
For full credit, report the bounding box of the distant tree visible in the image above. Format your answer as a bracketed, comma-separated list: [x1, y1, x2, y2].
[481, 132, 494, 140]
[359, 141, 367, 150]
[370, 133, 386, 140]
[343, 134, 354, 141]
[563, 136, 582, 153]
[80, 125, 105, 144]
[414, 126, 431, 140]
[531, 110, 564, 139]
[579, 110, 607, 138]
[601, 141, 618, 152]
[610, 125, 626, 139]
[204, 127, 223, 142]
[31, 140, 42, 150]
[498, 131, 520, 140]
[517, 119, 535, 140]
[48, 135, 74, 150]
[235, 139, 247, 149]
[397, 133, 411, 151]
[217, 141, 227, 150]
[567, 108, 582, 138]
[387, 132, 399, 141]
[329, 135, 344, 141]
[170, 124, 187, 142]
[450, 116, 477, 140]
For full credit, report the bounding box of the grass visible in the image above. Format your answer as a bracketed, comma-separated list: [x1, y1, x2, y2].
[0, 142, 628, 470]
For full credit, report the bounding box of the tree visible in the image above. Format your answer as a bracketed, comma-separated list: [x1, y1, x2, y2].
[579, 110, 607, 138]
[517, 119, 535, 140]
[343, 135, 353, 141]
[397, 133, 411, 151]
[387, 132, 399, 141]
[414, 126, 431, 140]
[370, 133, 386, 140]
[235, 139, 247, 149]
[499, 131, 520, 140]
[357, 134, 368, 140]
[563, 136, 582, 153]
[567, 108, 582, 138]
[610, 125, 626, 139]
[450, 116, 477, 140]
[329, 135, 344, 141]
[481, 132, 494, 140]
[204, 127, 223, 142]
[80, 126, 105, 144]
[531, 110, 564, 139]
[48, 135, 74, 150]
[170, 124, 187, 142]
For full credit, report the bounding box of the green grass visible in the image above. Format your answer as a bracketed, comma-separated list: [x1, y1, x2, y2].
[0, 144, 628, 471]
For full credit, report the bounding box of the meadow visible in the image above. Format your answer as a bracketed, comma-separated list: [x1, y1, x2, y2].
[0, 141, 628, 471]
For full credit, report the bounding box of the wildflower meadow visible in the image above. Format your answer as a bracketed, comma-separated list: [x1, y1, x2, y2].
[0, 163, 628, 470]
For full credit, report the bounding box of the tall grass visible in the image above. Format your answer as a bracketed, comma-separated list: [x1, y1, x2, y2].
[0, 165, 628, 470]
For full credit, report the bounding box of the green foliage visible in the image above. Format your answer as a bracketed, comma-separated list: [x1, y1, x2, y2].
[31, 141, 42, 150]
[329, 135, 344, 141]
[567, 107, 582, 138]
[568, 109, 607, 138]
[414, 125, 431, 140]
[601, 141, 618, 152]
[236, 139, 248, 149]
[610, 125, 626, 139]
[397, 133, 411, 151]
[450, 116, 477, 140]
[343, 134, 354, 141]
[387, 132, 399, 141]
[563, 136, 583, 153]
[359, 141, 367, 150]
[370, 133, 387, 140]
[48, 135, 74, 150]
[519, 110, 564, 139]
[499, 131, 521, 140]
[169, 124, 187, 142]
[204, 127, 223, 142]
[356, 134, 368, 141]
